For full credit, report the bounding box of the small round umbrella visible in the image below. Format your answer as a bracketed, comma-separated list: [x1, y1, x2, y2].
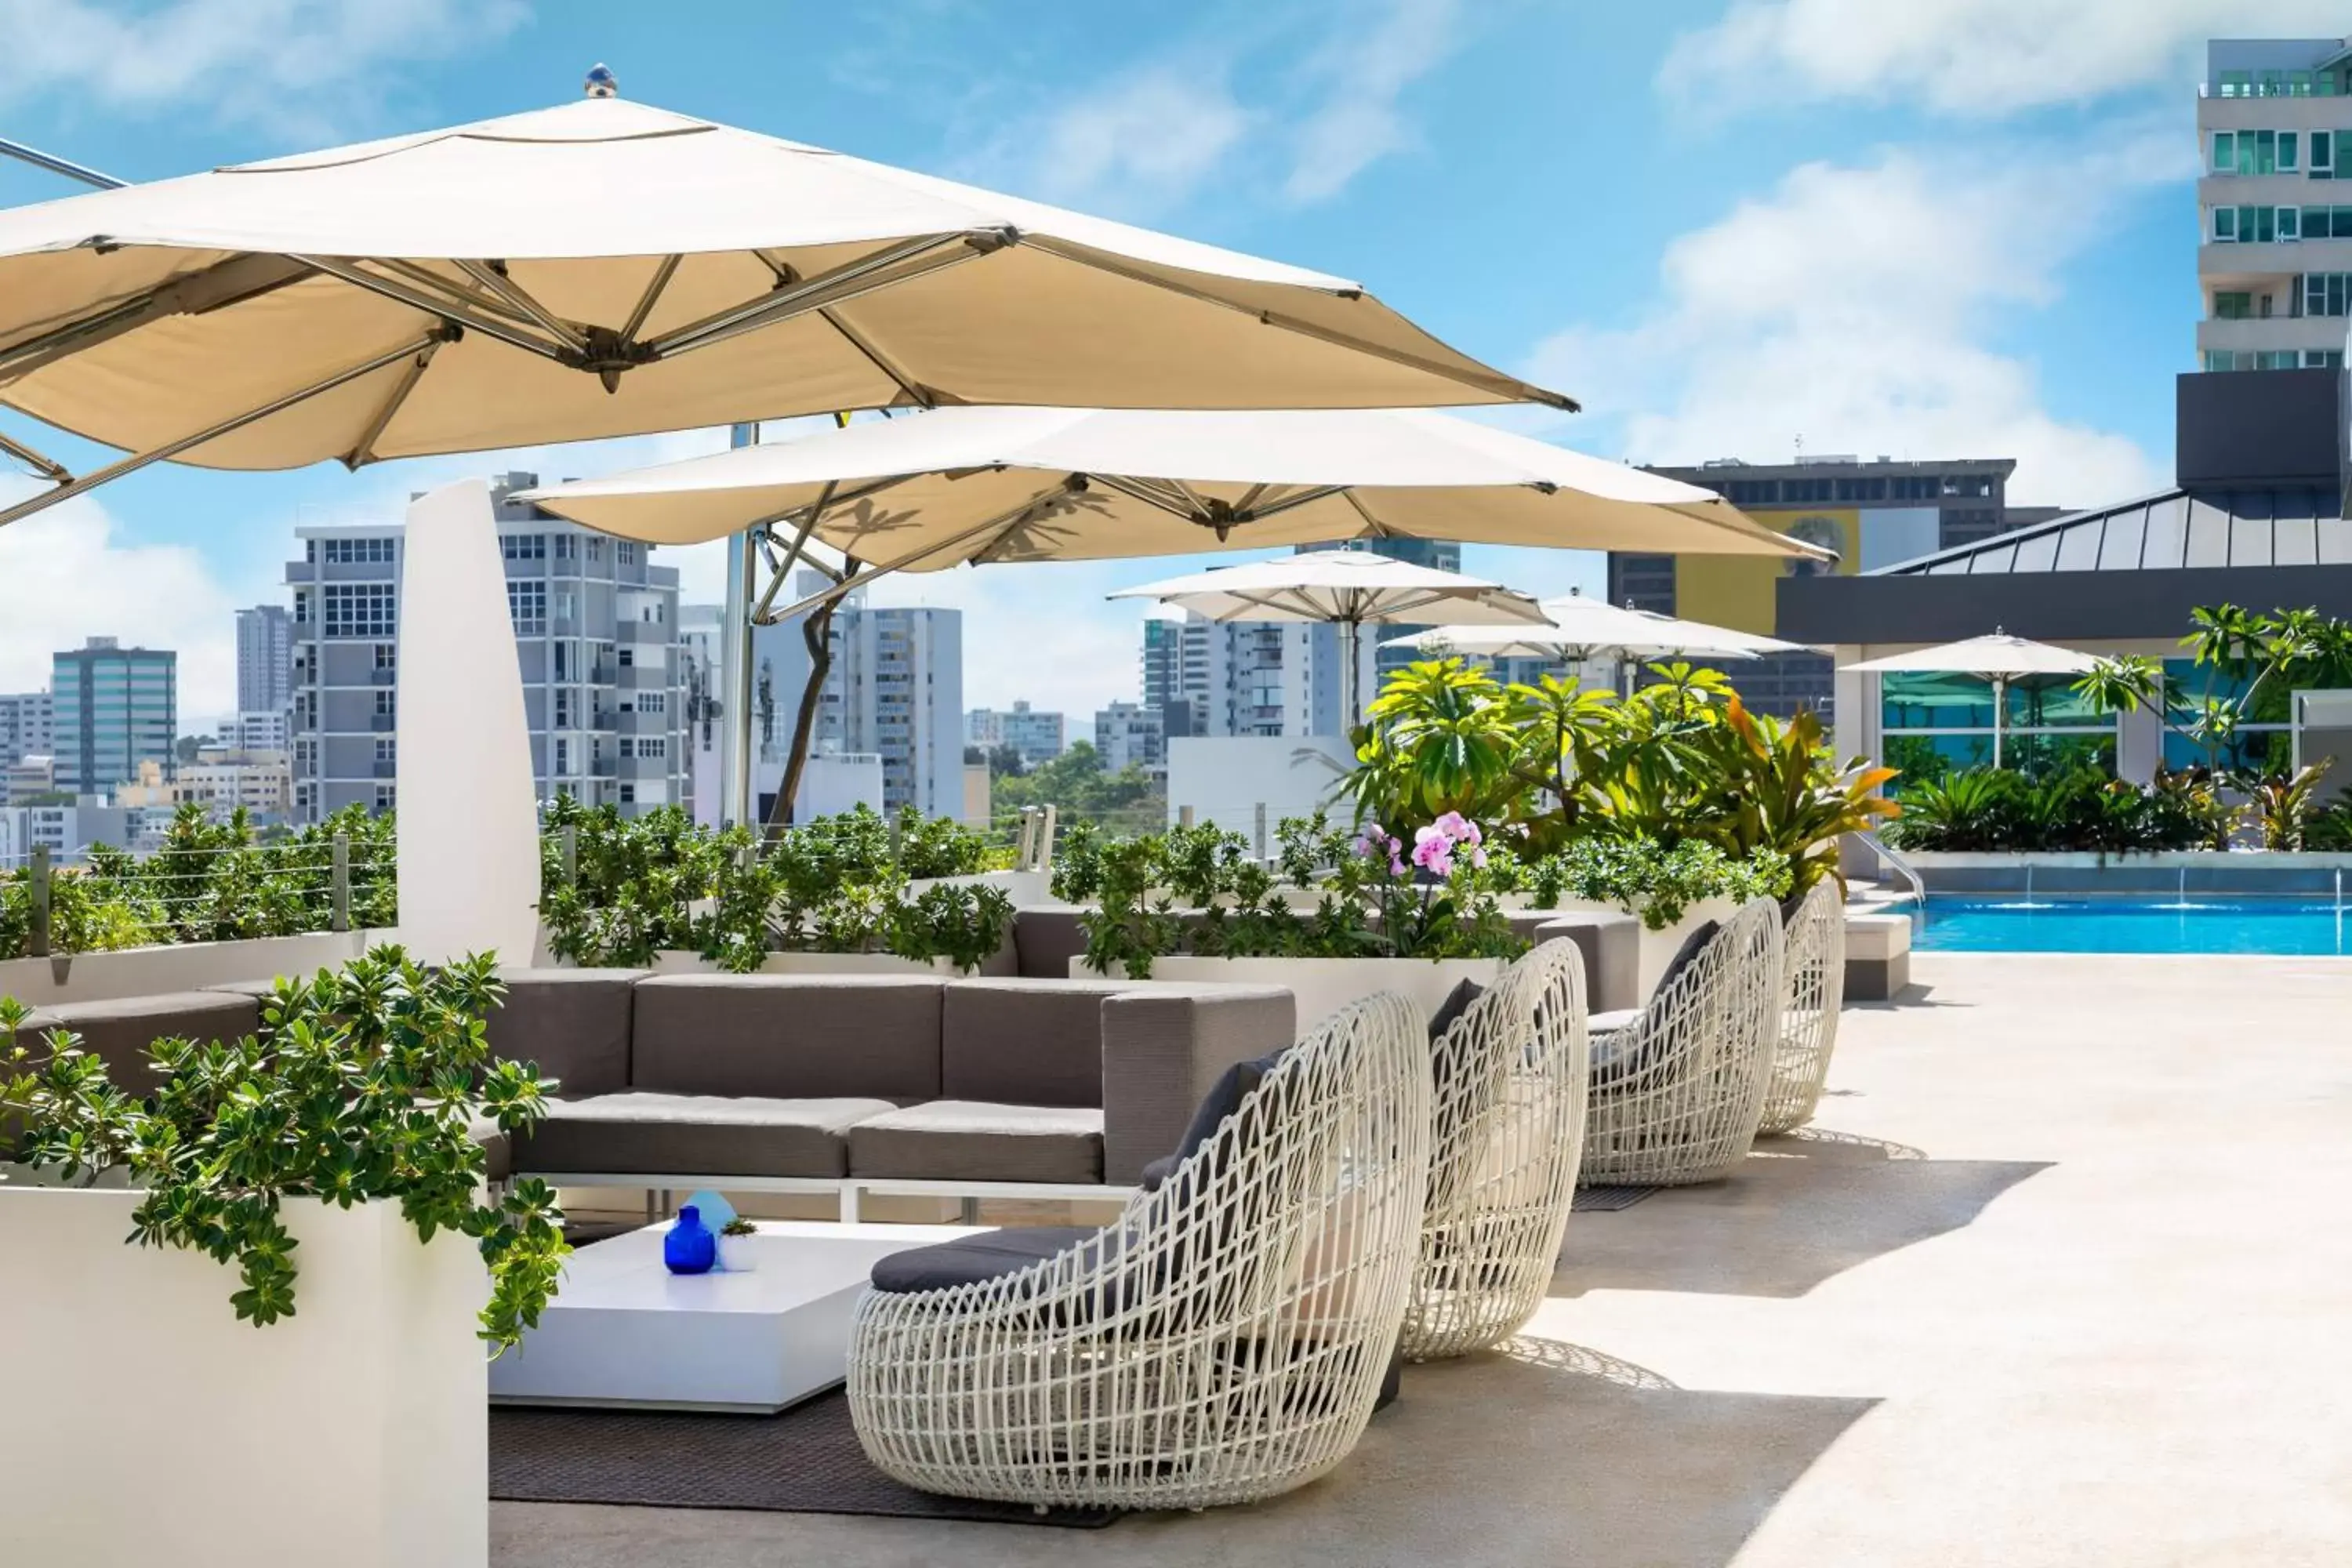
[1841, 630, 2096, 767]
[1109, 551, 1548, 724]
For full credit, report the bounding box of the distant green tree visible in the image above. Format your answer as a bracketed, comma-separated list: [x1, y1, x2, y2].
[985, 742, 1027, 779]
[994, 741, 1159, 820]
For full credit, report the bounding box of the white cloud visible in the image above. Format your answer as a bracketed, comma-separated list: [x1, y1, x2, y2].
[0, 483, 263, 723]
[1525, 140, 2180, 507]
[953, 0, 1470, 219]
[960, 65, 1254, 220]
[0, 0, 531, 132]
[1283, 0, 1465, 203]
[1663, 0, 2351, 118]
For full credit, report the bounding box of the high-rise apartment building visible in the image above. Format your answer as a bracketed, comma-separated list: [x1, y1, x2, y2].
[966, 701, 1065, 766]
[0, 691, 53, 768]
[1611, 457, 2056, 715]
[282, 471, 685, 822]
[51, 637, 176, 796]
[1093, 700, 1164, 779]
[1140, 614, 1310, 739]
[2199, 38, 2352, 372]
[234, 604, 294, 716]
[750, 572, 964, 819]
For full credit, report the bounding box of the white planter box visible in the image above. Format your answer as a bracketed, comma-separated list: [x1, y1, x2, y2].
[1543, 896, 1740, 996]
[1080, 954, 1501, 1032]
[644, 949, 957, 977]
[0, 1188, 488, 1568]
[0, 929, 382, 1009]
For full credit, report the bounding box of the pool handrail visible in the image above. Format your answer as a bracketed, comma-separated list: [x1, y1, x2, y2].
[1855, 831, 1926, 909]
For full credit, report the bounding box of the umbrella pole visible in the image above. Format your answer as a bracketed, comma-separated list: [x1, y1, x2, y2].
[1993, 674, 2006, 770]
[720, 423, 763, 829]
[1341, 617, 1361, 732]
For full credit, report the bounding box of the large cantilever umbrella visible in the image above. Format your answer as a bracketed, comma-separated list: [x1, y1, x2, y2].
[522, 405, 1820, 566]
[1841, 631, 2096, 767]
[1110, 551, 1548, 724]
[0, 94, 1567, 528]
[522, 403, 1825, 732]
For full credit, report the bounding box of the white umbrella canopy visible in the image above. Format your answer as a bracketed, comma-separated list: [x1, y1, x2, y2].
[520, 404, 1824, 565]
[1838, 632, 2099, 678]
[1384, 593, 1813, 662]
[1841, 632, 2097, 768]
[1110, 550, 1548, 724]
[0, 95, 1569, 528]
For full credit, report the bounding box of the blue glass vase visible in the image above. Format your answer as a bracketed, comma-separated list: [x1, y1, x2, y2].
[663, 1204, 717, 1275]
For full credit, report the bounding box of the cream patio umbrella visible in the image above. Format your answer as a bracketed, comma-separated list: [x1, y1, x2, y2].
[521, 403, 1828, 738]
[1841, 631, 2097, 768]
[1385, 590, 1816, 694]
[0, 93, 1569, 528]
[1109, 552, 1548, 726]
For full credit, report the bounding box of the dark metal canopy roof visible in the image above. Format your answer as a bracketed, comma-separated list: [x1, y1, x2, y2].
[1875, 486, 2350, 579]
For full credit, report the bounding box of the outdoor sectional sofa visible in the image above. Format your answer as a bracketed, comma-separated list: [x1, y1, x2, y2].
[18, 971, 1299, 1218]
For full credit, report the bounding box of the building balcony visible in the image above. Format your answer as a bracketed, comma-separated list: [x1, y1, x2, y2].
[590, 758, 618, 777]
[2199, 237, 2352, 279]
[2196, 315, 2340, 354]
[371, 760, 396, 779]
[2198, 172, 2324, 208]
[368, 714, 397, 732]
[2198, 95, 2352, 133]
[368, 669, 397, 686]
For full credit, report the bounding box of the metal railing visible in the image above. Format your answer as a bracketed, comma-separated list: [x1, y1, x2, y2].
[0, 833, 387, 959]
[1855, 830, 1926, 908]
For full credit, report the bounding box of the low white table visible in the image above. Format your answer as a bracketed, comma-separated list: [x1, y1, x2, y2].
[488, 1219, 989, 1413]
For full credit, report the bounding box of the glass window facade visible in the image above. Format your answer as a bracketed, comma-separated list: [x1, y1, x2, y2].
[322, 583, 396, 638]
[1879, 670, 2114, 781]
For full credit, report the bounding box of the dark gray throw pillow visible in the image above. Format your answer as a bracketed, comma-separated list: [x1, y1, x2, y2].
[1138, 1046, 1288, 1192]
[1653, 919, 1720, 1002]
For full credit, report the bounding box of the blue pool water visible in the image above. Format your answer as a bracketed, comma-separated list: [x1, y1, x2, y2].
[1914, 897, 2352, 955]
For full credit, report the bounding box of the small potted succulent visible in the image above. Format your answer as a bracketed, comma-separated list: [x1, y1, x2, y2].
[716, 1214, 759, 1272]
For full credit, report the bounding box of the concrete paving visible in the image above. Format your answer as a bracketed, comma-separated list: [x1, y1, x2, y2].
[495, 953, 2352, 1567]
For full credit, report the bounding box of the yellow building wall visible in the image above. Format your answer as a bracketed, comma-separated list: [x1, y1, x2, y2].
[1673, 507, 1860, 635]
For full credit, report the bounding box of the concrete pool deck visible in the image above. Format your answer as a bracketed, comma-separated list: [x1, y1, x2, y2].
[495, 952, 2352, 1567]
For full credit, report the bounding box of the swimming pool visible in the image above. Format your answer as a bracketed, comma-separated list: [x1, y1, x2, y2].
[1912, 897, 2352, 955]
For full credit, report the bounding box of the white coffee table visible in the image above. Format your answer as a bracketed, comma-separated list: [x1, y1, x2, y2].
[488, 1219, 989, 1413]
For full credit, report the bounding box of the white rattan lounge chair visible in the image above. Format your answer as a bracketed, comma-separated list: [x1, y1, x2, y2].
[1402, 938, 1588, 1362]
[1579, 897, 1784, 1187]
[846, 991, 1432, 1511]
[1759, 880, 1846, 1136]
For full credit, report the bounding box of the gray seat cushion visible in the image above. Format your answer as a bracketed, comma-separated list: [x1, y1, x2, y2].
[848, 1100, 1105, 1184]
[940, 978, 1128, 1108]
[485, 967, 644, 1098]
[630, 975, 946, 1102]
[513, 1092, 898, 1178]
[27, 991, 260, 1097]
[869, 1225, 1105, 1295]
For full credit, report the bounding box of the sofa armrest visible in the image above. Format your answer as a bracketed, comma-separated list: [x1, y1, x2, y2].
[1098, 985, 1295, 1183]
[1532, 912, 1642, 1014]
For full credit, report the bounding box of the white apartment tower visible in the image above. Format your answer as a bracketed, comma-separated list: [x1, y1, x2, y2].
[283, 472, 686, 822]
[234, 604, 294, 716]
[2200, 38, 2352, 371]
[749, 572, 964, 820]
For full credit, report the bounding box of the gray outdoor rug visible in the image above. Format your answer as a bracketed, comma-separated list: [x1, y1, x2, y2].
[489, 1392, 1118, 1529]
[1573, 1185, 1660, 1212]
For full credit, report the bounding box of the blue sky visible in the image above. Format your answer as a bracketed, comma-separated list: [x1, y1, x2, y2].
[0, 0, 2308, 725]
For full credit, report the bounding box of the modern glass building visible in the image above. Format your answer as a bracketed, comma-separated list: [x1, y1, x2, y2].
[51, 637, 176, 797]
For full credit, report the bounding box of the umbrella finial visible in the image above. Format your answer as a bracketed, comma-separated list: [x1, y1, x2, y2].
[584, 63, 619, 98]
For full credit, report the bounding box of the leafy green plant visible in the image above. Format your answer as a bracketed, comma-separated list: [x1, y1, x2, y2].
[1075, 813, 1524, 973]
[1682, 700, 1897, 893]
[2238, 761, 2332, 850]
[1529, 837, 1792, 930]
[0, 948, 568, 1352]
[1338, 659, 1521, 830]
